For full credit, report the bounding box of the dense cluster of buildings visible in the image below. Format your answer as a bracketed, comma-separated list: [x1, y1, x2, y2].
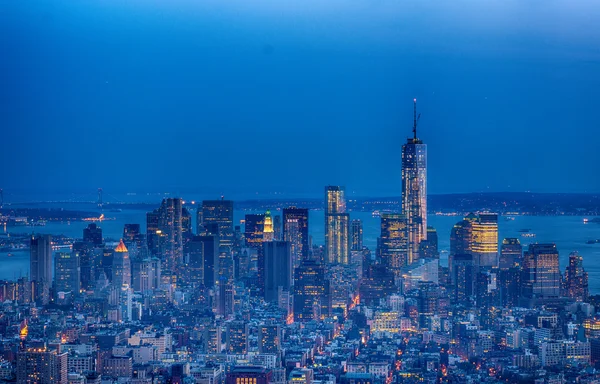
[0, 102, 597, 383]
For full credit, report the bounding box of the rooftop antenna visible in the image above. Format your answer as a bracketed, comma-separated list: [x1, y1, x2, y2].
[413, 98, 421, 140]
[0, 188, 3, 209]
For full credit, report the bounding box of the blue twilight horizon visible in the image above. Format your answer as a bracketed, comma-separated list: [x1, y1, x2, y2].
[2, 0, 600, 197]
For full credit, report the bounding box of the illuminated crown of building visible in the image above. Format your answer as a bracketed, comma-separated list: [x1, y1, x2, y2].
[115, 239, 128, 253]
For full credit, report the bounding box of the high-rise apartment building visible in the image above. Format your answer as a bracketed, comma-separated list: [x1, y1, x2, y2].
[324, 186, 349, 264]
[17, 347, 67, 384]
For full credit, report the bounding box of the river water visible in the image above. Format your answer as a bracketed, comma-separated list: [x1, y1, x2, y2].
[3, 209, 600, 293]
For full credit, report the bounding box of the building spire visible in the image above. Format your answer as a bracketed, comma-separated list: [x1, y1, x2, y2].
[412, 98, 419, 140]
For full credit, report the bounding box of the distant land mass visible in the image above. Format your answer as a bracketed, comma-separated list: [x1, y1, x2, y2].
[2, 192, 600, 217]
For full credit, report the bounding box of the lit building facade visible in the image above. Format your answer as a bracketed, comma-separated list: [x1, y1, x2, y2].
[378, 213, 408, 274]
[350, 219, 363, 252]
[522, 243, 561, 300]
[564, 252, 589, 301]
[324, 186, 349, 264]
[471, 213, 499, 267]
[54, 251, 80, 299]
[283, 207, 309, 269]
[401, 100, 427, 265]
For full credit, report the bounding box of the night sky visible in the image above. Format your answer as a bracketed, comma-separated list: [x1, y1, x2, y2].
[2, 0, 600, 198]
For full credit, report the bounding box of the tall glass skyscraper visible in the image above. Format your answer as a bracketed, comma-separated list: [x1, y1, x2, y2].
[324, 186, 349, 264]
[283, 207, 309, 269]
[471, 213, 499, 267]
[401, 99, 427, 265]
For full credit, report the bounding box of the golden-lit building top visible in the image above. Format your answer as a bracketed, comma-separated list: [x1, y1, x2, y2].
[115, 239, 128, 253]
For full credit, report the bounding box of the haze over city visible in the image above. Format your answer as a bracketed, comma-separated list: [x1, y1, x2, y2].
[3, 0, 600, 196]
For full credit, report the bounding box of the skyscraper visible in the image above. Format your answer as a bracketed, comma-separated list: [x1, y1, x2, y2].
[324, 186, 349, 264]
[83, 223, 103, 247]
[147, 198, 183, 271]
[283, 207, 309, 268]
[273, 215, 282, 241]
[451, 254, 476, 302]
[564, 252, 589, 301]
[293, 259, 330, 322]
[245, 214, 265, 249]
[378, 213, 408, 274]
[198, 199, 234, 250]
[419, 226, 439, 259]
[401, 99, 427, 265]
[350, 219, 363, 251]
[471, 213, 499, 267]
[499, 238, 522, 269]
[30, 234, 52, 305]
[263, 210, 274, 242]
[521, 243, 561, 302]
[54, 251, 80, 299]
[112, 240, 131, 289]
[185, 235, 219, 288]
[263, 241, 292, 303]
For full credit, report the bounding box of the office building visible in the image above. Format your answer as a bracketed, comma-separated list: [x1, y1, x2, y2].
[401, 99, 427, 264]
[564, 252, 589, 301]
[185, 235, 218, 288]
[350, 219, 363, 252]
[521, 243, 561, 301]
[499, 238, 522, 269]
[83, 223, 103, 247]
[263, 241, 292, 303]
[245, 214, 265, 249]
[198, 199, 234, 251]
[324, 186, 350, 264]
[146, 198, 183, 271]
[54, 251, 80, 299]
[451, 254, 476, 302]
[263, 210, 275, 242]
[30, 234, 53, 305]
[273, 215, 282, 241]
[112, 240, 131, 289]
[73, 241, 94, 291]
[293, 259, 331, 322]
[378, 213, 408, 274]
[283, 207, 309, 268]
[471, 213, 499, 267]
[419, 226, 439, 259]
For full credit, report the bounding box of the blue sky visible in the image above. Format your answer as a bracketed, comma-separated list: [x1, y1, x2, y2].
[2, 0, 600, 198]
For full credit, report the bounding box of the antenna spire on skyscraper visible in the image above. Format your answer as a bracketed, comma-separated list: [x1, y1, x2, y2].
[413, 98, 420, 140]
